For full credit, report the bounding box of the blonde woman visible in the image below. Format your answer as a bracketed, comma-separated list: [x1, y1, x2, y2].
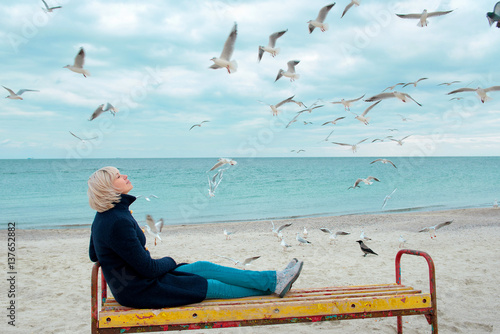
[88, 166, 303, 308]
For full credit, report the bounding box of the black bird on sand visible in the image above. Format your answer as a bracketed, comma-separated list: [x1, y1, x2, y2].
[356, 240, 378, 257]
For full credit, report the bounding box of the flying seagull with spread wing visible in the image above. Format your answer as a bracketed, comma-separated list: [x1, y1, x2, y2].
[447, 86, 500, 103]
[41, 0, 62, 12]
[331, 94, 365, 111]
[365, 91, 422, 106]
[64, 47, 90, 77]
[341, 0, 360, 18]
[308, 3, 336, 33]
[331, 138, 368, 153]
[258, 29, 287, 62]
[275, 60, 300, 82]
[189, 120, 210, 130]
[487, 2, 500, 27]
[396, 9, 453, 27]
[3, 86, 39, 100]
[419, 220, 453, 239]
[145, 214, 164, 246]
[210, 22, 238, 73]
[351, 100, 381, 125]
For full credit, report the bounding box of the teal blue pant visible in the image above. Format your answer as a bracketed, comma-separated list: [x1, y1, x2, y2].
[174, 261, 276, 299]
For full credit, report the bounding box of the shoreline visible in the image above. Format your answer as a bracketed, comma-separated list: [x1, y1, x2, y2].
[1, 207, 499, 333]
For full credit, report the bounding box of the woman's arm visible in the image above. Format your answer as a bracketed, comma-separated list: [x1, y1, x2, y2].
[89, 234, 98, 262]
[109, 218, 177, 278]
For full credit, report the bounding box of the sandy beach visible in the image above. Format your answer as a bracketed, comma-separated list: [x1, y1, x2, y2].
[2, 207, 499, 334]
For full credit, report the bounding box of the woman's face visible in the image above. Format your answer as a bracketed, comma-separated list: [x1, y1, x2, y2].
[112, 172, 133, 194]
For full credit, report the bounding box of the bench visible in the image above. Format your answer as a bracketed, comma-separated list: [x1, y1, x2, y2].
[91, 249, 438, 333]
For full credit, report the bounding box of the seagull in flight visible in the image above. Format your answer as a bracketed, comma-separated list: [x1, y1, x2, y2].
[397, 114, 412, 122]
[331, 138, 368, 153]
[308, 3, 336, 33]
[418, 220, 453, 239]
[341, 0, 360, 18]
[402, 77, 428, 88]
[382, 82, 405, 92]
[319, 228, 350, 244]
[258, 95, 302, 116]
[145, 214, 164, 246]
[382, 188, 397, 209]
[351, 100, 381, 125]
[331, 94, 365, 111]
[447, 86, 500, 103]
[356, 240, 378, 256]
[209, 158, 237, 171]
[370, 158, 397, 168]
[390, 135, 411, 146]
[438, 81, 461, 86]
[3, 86, 39, 100]
[275, 60, 300, 82]
[365, 91, 422, 106]
[216, 255, 260, 268]
[137, 194, 159, 201]
[348, 176, 380, 189]
[271, 221, 293, 237]
[396, 9, 454, 27]
[69, 131, 97, 143]
[41, 0, 62, 12]
[89, 103, 118, 121]
[189, 120, 210, 130]
[258, 29, 287, 62]
[487, 2, 500, 27]
[210, 22, 238, 74]
[64, 47, 90, 77]
[322, 116, 345, 126]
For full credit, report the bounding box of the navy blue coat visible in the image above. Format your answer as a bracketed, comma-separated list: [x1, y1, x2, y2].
[89, 194, 208, 308]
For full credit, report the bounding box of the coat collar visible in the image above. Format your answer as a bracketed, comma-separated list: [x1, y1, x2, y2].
[113, 194, 136, 210]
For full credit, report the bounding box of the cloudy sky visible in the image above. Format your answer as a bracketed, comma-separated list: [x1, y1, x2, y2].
[1, 0, 499, 159]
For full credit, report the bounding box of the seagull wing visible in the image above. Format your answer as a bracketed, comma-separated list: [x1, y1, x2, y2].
[447, 87, 476, 95]
[320, 227, 333, 234]
[69, 131, 82, 141]
[220, 22, 237, 60]
[435, 220, 453, 230]
[3, 86, 16, 96]
[268, 29, 287, 48]
[484, 86, 500, 92]
[277, 223, 292, 233]
[275, 95, 295, 108]
[287, 60, 300, 73]
[242, 256, 261, 265]
[74, 48, 85, 68]
[89, 104, 105, 121]
[403, 93, 422, 106]
[361, 100, 381, 116]
[356, 138, 369, 145]
[365, 92, 395, 102]
[16, 89, 39, 95]
[335, 231, 350, 236]
[427, 10, 453, 17]
[348, 94, 366, 103]
[146, 215, 158, 233]
[257, 47, 265, 62]
[316, 3, 335, 22]
[396, 13, 423, 19]
[41, 0, 50, 10]
[495, 2, 500, 15]
[155, 218, 164, 233]
[370, 159, 382, 164]
[341, 2, 354, 18]
[216, 255, 239, 265]
[331, 142, 351, 147]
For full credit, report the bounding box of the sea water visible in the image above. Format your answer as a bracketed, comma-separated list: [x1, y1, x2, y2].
[1, 157, 499, 229]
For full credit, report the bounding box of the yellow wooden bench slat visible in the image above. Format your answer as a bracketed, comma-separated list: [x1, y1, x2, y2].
[91, 249, 438, 333]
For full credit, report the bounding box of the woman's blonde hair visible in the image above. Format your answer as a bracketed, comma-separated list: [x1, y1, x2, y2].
[88, 166, 122, 213]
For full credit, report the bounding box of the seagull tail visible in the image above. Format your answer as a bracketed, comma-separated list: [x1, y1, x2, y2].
[323, 23, 329, 31]
[417, 20, 427, 27]
[274, 47, 281, 56]
[294, 74, 301, 80]
[83, 70, 91, 77]
[228, 60, 238, 73]
[482, 95, 493, 102]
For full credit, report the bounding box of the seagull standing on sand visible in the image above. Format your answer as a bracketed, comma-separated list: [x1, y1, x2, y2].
[41, 0, 62, 12]
[418, 220, 453, 239]
[296, 232, 312, 245]
[189, 120, 210, 130]
[382, 188, 397, 209]
[224, 228, 235, 240]
[399, 235, 407, 248]
[447, 86, 500, 103]
[303, 227, 309, 238]
[331, 94, 365, 111]
[359, 230, 371, 241]
[351, 100, 381, 125]
[308, 3, 336, 33]
[487, 2, 500, 27]
[64, 47, 90, 77]
[209, 158, 237, 171]
[281, 239, 292, 251]
[319, 228, 350, 244]
[210, 22, 238, 74]
[356, 240, 378, 256]
[258, 29, 287, 62]
[365, 91, 422, 106]
[396, 9, 454, 27]
[402, 77, 428, 88]
[341, 0, 360, 18]
[69, 131, 97, 143]
[145, 214, 164, 246]
[332, 138, 368, 153]
[275, 60, 300, 82]
[3, 86, 39, 100]
[370, 158, 397, 168]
